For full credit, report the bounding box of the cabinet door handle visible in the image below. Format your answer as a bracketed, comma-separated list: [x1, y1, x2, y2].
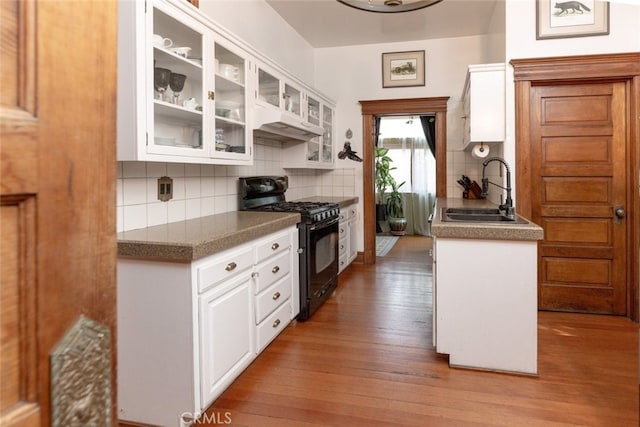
[272, 265, 280, 274]
[272, 292, 281, 300]
[225, 262, 237, 271]
[272, 318, 281, 328]
[271, 242, 279, 250]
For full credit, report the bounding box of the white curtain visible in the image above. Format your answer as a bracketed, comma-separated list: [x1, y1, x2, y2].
[407, 135, 435, 235]
[380, 121, 436, 236]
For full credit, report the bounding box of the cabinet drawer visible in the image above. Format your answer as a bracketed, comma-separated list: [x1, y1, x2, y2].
[339, 237, 347, 257]
[338, 223, 347, 238]
[256, 231, 291, 261]
[197, 246, 254, 293]
[347, 205, 357, 220]
[255, 250, 290, 294]
[255, 275, 292, 324]
[256, 300, 290, 352]
[340, 204, 356, 221]
[339, 253, 348, 273]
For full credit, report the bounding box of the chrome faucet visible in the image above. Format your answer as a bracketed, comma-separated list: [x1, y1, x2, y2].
[481, 157, 515, 219]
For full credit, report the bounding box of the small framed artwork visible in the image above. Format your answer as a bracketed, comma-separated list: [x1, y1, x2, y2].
[382, 50, 425, 88]
[536, 0, 609, 40]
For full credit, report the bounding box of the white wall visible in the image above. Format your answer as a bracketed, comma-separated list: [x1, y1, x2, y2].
[199, 0, 315, 84]
[314, 35, 498, 250]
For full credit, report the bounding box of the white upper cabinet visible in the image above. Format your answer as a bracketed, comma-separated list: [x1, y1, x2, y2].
[212, 39, 252, 162]
[118, 0, 335, 168]
[281, 92, 335, 169]
[118, 0, 253, 165]
[253, 61, 325, 145]
[461, 63, 505, 150]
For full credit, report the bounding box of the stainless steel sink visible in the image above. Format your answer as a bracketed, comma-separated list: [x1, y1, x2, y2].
[442, 207, 526, 223]
[445, 207, 503, 215]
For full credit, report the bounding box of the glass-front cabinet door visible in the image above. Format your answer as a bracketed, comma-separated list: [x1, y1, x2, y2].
[118, 0, 253, 165]
[148, 2, 210, 158]
[256, 63, 304, 120]
[283, 83, 302, 118]
[321, 104, 334, 163]
[282, 93, 335, 169]
[257, 67, 280, 109]
[212, 39, 251, 161]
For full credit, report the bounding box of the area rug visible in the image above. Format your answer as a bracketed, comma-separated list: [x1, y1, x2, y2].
[376, 235, 399, 257]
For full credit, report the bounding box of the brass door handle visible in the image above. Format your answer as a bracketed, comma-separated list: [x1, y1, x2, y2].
[271, 242, 279, 250]
[272, 292, 281, 300]
[272, 318, 281, 328]
[272, 265, 280, 274]
[225, 262, 236, 271]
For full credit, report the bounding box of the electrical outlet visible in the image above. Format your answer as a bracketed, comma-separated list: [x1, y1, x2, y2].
[157, 176, 173, 202]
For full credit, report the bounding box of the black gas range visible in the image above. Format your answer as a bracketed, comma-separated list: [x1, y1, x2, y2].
[239, 176, 340, 321]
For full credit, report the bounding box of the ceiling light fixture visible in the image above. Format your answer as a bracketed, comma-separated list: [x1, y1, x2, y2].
[336, 0, 444, 13]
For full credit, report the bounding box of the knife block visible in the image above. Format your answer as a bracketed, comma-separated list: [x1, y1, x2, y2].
[463, 190, 480, 199]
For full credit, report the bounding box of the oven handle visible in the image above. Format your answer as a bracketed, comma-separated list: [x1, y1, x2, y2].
[309, 216, 339, 231]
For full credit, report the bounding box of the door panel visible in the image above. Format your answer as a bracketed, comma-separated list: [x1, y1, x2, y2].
[1, 0, 117, 425]
[531, 82, 627, 314]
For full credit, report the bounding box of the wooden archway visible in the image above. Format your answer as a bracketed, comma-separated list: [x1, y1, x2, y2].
[359, 97, 449, 265]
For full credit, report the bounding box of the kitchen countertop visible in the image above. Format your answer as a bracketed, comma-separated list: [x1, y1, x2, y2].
[294, 196, 359, 209]
[117, 211, 300, 262]
[431, 198, 543, 241]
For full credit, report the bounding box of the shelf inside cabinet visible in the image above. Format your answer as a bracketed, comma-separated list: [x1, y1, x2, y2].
[154, 100, 203, 123]
[215, 74, 245, 89]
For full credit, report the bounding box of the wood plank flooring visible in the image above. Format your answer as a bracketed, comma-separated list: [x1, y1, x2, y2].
[206, 235, 639, 426]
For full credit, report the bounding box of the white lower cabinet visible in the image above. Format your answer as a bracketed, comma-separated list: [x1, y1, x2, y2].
[338, 203, 358, 273]
[199, 272, 255, 409]
[433, 237, 538, 375]
[117, 226, 298, 427]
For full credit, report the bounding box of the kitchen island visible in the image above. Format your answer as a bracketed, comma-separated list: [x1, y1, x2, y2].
[431, 198, 543, 375]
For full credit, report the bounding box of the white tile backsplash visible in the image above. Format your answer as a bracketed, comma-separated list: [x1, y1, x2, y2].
[117, 140, 359, 232]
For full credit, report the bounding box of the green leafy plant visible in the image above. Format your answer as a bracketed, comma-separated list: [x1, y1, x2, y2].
[386, 177, 406, 218]
[375, 147, 395, 205]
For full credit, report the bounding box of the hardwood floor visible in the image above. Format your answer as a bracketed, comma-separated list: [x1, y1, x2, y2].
[206, 235, 639, 426]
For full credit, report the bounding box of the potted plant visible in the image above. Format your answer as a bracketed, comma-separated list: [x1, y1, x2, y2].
[386, 177, 407, 236]
[375, 147, 394, 228]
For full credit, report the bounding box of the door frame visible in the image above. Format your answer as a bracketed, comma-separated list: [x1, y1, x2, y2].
[511, 52, 640, 321]
[359, 97, 449, 265]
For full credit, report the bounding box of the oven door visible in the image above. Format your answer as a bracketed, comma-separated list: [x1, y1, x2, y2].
[304, 216, 339, 317]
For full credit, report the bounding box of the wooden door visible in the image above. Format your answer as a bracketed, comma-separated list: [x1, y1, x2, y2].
[1, 0, 117, 425]
[530, 82, 627, 314]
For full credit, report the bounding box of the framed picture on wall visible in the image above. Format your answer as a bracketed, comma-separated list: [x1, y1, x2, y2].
[536, 0, 609, 40]
[382, 50, 425, 88]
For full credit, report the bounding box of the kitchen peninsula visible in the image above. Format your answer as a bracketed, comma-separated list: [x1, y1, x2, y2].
[431, 198, 543, 375]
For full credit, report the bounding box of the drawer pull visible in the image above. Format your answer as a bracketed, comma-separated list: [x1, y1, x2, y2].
[225, 262, 237, 272]
[340, 244, 344, 250]
[272, 265, 280, 274]
[272, 292, 281, 300]
[340, 228, 345, 234]
[272, 318, 281, 328]
[271, 242, 280, 250]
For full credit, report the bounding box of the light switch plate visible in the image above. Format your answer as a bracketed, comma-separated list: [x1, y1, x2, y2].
[158, 176, 173, 202]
